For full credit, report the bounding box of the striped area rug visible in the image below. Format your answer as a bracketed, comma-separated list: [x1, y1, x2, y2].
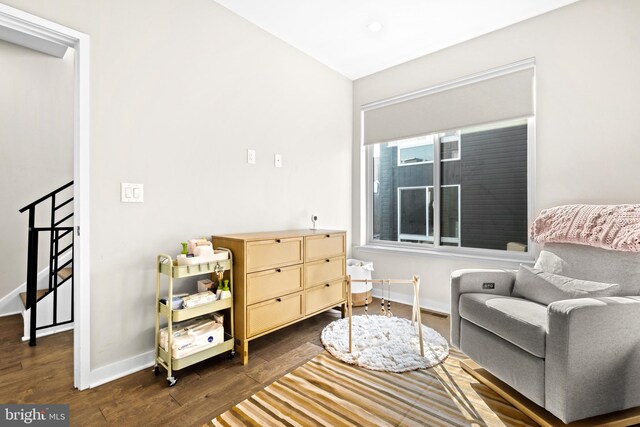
[211, 349, 536, 426]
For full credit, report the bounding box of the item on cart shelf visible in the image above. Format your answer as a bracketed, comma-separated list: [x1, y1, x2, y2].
[194, 245, 213, 257]
[181, 242, 188, 255]
[187, 238, 212, 255]
[158, 318, 224, 359]
[219, 280, 231, 300]
[213, 313, 224, 324]
[214, 263, 225, 282]
[176, 254, 189, 265]
[159, 293, 188, 310]
[182, 291, 217, 308]
[197, 279, 215, 293]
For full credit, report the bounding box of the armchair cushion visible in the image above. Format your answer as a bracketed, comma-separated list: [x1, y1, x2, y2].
[513, 265, 623, 306]
[459, 293, 547, 357]
[450, 269, 516, 347]
[546, 296, 640, 422]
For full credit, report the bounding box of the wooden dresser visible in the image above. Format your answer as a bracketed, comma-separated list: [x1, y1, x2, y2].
[212, 229, 346, 364]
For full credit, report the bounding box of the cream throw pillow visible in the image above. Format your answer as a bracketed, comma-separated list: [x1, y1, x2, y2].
[533, 249, 565, 274]
[513, 265, 622, 305]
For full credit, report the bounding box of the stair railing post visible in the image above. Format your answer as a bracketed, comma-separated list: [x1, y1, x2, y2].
[52, 229, 58, 325]
[70, 233, 74, 323]
[25, 207, 34, 312]
[49, 194, 56, 292]
[27, 224, 39, 346]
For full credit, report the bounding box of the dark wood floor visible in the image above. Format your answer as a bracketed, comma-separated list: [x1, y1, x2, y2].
[0, 299, 450, 426]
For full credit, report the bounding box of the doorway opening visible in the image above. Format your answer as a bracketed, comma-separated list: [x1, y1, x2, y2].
[0, 4, 91, 389]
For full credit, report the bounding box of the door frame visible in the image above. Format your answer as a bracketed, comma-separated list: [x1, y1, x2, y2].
[0, 4, 91, 390]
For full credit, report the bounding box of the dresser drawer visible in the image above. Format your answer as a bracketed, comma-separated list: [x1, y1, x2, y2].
[246, 237, 303, 273]
[247, 293, 303, 338]
[305, 256, 345, 288]
[305, 279, 344, 315]
[246, 265, 303, 305]
[305, 233, 345, 262]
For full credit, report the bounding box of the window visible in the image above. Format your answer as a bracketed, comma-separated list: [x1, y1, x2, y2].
[396, 136, 434, 165]
[440, 185, 460, 246]
[398, 186, 432, 242]
[440, 131, 460, 161]
[364, 60, 534, 255]
[371, 118, 530, 253]
[396, 185, 461, 245]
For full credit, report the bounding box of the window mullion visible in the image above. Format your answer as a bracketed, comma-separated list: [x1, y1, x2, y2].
[366, 144, 374, 245]
[432, 135, 441, 248]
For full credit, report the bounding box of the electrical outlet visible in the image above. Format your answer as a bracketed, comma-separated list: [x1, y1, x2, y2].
[247, 149, 256, 164]
[274, 154, 282, 168]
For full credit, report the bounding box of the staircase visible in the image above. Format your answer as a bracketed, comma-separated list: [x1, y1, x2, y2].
[19, 181, 74, 346]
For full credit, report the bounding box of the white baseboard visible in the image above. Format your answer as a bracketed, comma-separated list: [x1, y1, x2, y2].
[1, 310, 23, 317]
[21, 322, 74, 341]
[88, 295, 447, 390]
[90, 350, 156, 389]
[371, 289, 450, 316]
[0, 284, 27, 317]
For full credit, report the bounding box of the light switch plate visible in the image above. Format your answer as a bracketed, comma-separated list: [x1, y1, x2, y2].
[247, 149, 256, 164]
[121, 183, 144, 203]
[274, 153, 282, 168]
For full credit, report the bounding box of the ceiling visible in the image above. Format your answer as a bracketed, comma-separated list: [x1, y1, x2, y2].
[213, 0, 579, 80]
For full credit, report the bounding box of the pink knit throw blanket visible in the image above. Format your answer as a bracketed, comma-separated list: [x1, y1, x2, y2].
[530, 204, 640, 252]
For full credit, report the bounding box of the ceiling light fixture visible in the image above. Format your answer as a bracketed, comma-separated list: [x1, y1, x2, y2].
[367, 21, 383, 33]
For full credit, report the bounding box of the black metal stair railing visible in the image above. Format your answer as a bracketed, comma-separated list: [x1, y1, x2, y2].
[19, 180, 74, 346]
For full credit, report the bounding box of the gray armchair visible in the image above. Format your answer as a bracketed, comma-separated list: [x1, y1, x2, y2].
[450, 243, 640, 424]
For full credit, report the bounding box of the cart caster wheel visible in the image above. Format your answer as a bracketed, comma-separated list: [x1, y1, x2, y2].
[153, 365, 160, 376]
[227, 350, 235, 359]
[167, 377, 177, 387]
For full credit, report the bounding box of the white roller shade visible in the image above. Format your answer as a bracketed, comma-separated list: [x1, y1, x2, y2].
[363, 66, 534, 145]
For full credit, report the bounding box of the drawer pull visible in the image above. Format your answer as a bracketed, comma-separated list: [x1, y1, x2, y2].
[276, 298, 282, 302]
[275, 239, 281, 243]
[325, 283, 331, 287]
[275, 268, 282, 273]
[325, 234, 331, 238]
[325, 259, 330, 262]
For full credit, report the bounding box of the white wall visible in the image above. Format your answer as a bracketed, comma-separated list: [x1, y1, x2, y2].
[352, 0, 640, 313]
[0, 39, 74, 300]
[2, 0, 352, 373]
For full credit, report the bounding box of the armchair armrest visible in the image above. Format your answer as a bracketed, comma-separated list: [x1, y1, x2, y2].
[546, 296, 640, 423]
[450, 269, 516, 348]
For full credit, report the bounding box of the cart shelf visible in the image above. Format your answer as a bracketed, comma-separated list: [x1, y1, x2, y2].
[157, 333, 234, 371]
[159, 258, 231, 278]
[158, 298, 232, 322]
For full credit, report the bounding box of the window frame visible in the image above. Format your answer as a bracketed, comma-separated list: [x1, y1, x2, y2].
[365, 117, 535, 260]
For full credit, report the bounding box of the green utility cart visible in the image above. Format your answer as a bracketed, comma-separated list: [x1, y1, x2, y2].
[154, 248, 235, 386]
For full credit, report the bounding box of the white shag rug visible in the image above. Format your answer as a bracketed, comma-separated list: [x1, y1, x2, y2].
[321, 315, 449, 372]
